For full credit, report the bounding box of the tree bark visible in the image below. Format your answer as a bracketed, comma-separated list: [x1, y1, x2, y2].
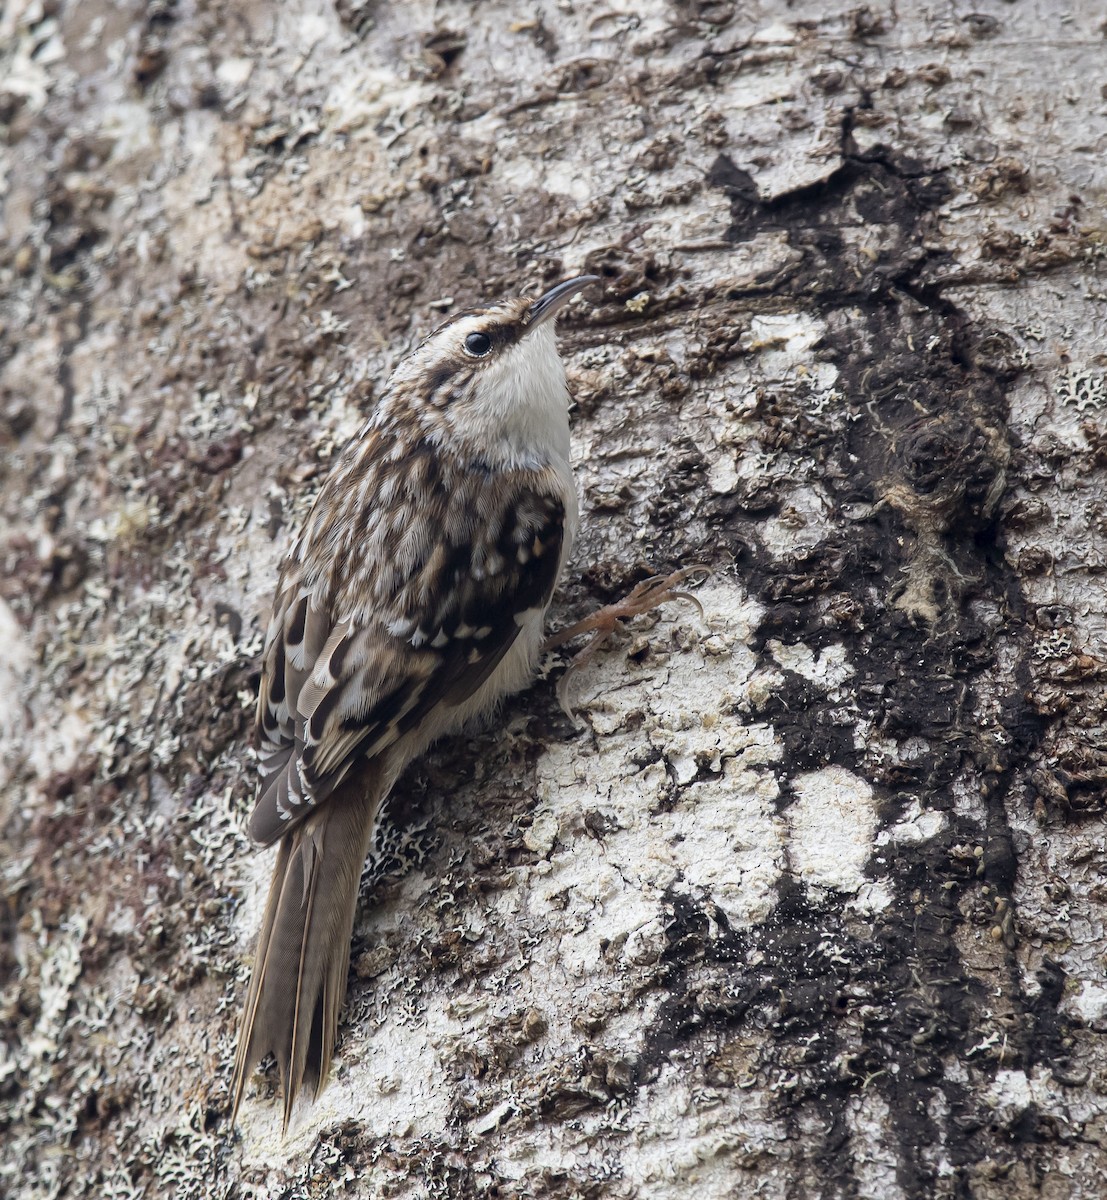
[3, 1, 1107, 1197]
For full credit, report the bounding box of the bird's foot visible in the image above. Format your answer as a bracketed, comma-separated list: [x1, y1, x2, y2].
[545, 567, 708, 722]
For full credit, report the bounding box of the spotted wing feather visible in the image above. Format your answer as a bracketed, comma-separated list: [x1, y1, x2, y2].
[250, 456, 565, 846]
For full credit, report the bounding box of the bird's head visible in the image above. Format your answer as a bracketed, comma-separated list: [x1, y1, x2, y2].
[383, 275, 600, 469]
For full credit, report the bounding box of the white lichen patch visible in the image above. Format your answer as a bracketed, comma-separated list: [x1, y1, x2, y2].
[1056, 366, 1107, 411]
[847, 1091, 906, 1200]
[534, 584, 782, 925]
[1060, 980, 1107, 1029]
[21, 913, 87, 1060]
[985, 1069, 1033, 1127]
[0, 8, 57, 120]
[979, 1067, 1077, 1140]
[769, 638, 853, 689]
[488, 1054, 787, 1200]
[0, 599, 33, 797]
[23, 705, 93, 791]
[758, 485, 836, 555]
[665, 758, 785, 925]
[687, 311, 840, 502]
[877, 799, 946, 848]
[714, 64, 846, 202]
[707, 454, 741, 496]
[745, 312, 839, 394]
[853, 880, 894, 913]
[619, 1063, 783, 1198]
[788, 766, 878, 897]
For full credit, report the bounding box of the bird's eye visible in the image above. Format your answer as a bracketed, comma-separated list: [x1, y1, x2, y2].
[463, 331, 493, 358]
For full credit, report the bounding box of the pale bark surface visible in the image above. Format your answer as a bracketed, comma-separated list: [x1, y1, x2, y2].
[3, 1, 1107, 1197]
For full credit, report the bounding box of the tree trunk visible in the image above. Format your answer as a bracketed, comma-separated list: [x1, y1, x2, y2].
[4, 2, 1107, 1197]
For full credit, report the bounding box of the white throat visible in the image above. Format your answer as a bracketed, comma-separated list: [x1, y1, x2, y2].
[463, 323, 571, 470]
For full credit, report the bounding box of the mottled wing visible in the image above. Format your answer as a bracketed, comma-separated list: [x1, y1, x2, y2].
[250, 480, 565, 846]
[252, 576, 332, 835]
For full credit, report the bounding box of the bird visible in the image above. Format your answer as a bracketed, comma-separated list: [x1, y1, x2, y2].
[229, 275, 601, 1128]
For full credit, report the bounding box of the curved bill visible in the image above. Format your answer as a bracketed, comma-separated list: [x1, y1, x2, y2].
[524, 274, 602, 329]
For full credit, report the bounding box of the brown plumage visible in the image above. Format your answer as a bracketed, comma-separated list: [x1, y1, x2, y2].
[230, 276, 598, 1127]
[231, 774, 380, 1126]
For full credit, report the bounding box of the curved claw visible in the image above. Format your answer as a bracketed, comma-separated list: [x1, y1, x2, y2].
[545, 566, 712, 722]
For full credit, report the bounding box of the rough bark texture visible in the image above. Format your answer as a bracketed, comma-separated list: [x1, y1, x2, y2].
[4, 1, 1107, 1197]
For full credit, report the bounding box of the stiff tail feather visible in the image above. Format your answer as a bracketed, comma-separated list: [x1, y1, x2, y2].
[230, 782, 379, 1129]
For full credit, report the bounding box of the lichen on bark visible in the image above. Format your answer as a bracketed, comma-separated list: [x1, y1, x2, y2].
[4, 2, 1107, 1198]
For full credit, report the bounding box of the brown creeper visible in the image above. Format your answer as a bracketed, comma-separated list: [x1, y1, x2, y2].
[230, 275, 599, 1127]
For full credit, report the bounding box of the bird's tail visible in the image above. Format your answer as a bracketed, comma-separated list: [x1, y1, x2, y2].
[230, 782, 379, 1129]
